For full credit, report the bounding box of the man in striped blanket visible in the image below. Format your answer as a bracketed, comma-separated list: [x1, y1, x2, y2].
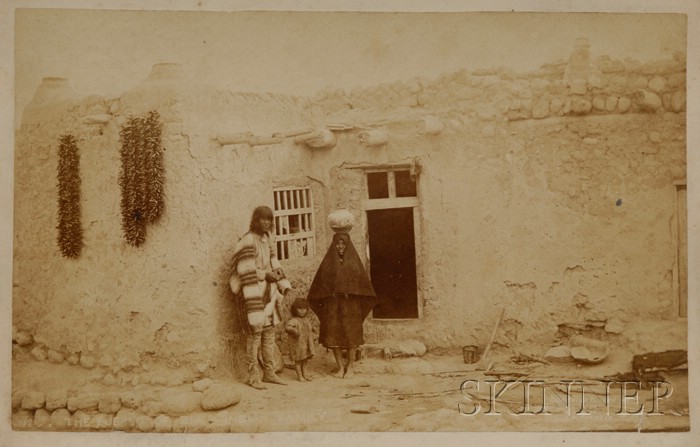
[230, 206, 292, 389]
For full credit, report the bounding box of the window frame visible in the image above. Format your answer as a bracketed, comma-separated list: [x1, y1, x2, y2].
[272, 186, 316, 261]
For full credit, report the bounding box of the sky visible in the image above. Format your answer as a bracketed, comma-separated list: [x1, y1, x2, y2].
[13, 9, 688, 119]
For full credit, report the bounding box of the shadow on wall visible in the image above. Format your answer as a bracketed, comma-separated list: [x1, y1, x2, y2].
[215, 251, 248, 380]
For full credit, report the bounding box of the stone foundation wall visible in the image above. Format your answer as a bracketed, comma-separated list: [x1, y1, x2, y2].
[11, 377, 244, 432]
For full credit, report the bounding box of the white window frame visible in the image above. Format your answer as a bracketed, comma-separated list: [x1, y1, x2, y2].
[273, 186, 316, 261]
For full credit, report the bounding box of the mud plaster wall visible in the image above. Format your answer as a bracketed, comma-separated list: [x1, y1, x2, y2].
[308, 44, 687, 352]
[14, 67, 329, 380]
[326, 113, 685, 352]
[14, 45, 687, 380]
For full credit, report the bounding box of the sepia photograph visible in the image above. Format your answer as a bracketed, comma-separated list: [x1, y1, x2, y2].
[2, 1, 698, 446]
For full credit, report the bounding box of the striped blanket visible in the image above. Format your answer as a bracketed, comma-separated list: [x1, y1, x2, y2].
[229, 231, 291, 333]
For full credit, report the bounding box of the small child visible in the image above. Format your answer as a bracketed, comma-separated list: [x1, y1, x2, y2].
[285, 298, 315, 382]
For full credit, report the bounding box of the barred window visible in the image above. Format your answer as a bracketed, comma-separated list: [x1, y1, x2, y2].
[273, 187, 315, 260]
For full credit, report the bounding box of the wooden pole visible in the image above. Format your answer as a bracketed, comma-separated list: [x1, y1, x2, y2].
[476, 305, 506, 370]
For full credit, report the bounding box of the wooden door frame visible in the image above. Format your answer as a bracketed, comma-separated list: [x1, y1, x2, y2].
[361, 167, 423, 321]
[672, 180, 687, 319]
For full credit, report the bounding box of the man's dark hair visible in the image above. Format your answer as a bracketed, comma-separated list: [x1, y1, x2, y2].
[249, 206, 274, 234]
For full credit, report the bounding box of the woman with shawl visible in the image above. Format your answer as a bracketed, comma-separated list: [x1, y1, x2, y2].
[307, 211, 377, 378]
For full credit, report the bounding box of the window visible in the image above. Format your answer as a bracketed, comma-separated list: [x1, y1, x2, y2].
[394, 170, 417, 197]
[367, 172, 389, 199]
[273, 187, 315, 261]
[366, 170, 417, 200]
[364, 168, 420, 319]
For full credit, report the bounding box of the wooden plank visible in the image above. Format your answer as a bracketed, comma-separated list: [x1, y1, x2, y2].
[308, 192, 316, 254]
[272, 127, 315, 138]
[274, 186, 310, 192]
[387, 171, 396, 198]
[307, 237, 315, 257]
[275, 232, 315, 242]
[273, 207, 312, 217]
[413, 206, 423, 318]
[363, 197, 418, 210]
[248, 136, 284, 146]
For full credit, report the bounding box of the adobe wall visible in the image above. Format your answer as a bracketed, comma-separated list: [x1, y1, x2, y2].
[13, 41, 687, 382]
[325, 112, 686, 352]
[13, 64, 323, 381]
[308, 41, 687, 352]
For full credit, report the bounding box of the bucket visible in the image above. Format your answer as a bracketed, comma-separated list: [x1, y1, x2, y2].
[463, 345, 479, 364]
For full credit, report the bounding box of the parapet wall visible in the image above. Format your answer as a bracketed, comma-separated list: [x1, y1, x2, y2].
[311, 42, 686, 123]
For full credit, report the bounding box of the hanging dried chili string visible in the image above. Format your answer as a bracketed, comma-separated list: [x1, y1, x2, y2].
[119, 110, 164, 246]
[143, 110, 165, 223]
[56, 134, 83, 258]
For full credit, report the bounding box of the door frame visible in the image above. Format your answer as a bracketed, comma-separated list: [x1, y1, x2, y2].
[672, 179, 687, 319]
[362, 168, 423, 321]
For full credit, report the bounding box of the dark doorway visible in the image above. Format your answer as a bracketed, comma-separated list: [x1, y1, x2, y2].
[367, 207, 418, 319]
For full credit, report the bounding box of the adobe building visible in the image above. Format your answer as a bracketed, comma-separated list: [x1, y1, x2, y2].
[13, 39, 687, 383]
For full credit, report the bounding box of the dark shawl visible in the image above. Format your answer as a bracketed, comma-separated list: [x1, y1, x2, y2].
[307, 233, 377, 319]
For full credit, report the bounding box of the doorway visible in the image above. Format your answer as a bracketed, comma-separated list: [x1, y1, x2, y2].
[367, 207, 418, 319]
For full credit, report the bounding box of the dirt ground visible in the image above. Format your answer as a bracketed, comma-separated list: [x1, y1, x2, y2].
[11, 345, 689, 433]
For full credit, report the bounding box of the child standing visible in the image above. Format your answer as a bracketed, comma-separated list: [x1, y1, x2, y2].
[285, 298, 315, 382]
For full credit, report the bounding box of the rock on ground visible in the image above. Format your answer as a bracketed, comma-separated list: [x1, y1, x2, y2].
[76, 393, 100, 411]
[72, 410, 92, 430]
[365, 339, 428, 358]
[79, 354, 96, 369]
[136, 415, 155, 432]
[173, 413, 208, 433]
[11, 391, 24, 411]
[192, 378, 214, 392]
[30, 347, 47, 361]
[21, 391, 45, 410]
[113, 408, 138, 431]
[33, 409, 51, 429]
[12, 410, 33, 430]
[119, 391, 143, 409]
[203, 413, 231, 433]
[50, 408, 72, 429]
[89, 413, 113, 430]
[200, 384, 242, 411]
[47, 349, 65, 364]
[98, 394, 122, 414]
[545, 345, 573, 363]
[159, 389, 203, 415]
[45, 389, 68, 411]
[13, 330, 33, 346]
[154, 414, 173, 433]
